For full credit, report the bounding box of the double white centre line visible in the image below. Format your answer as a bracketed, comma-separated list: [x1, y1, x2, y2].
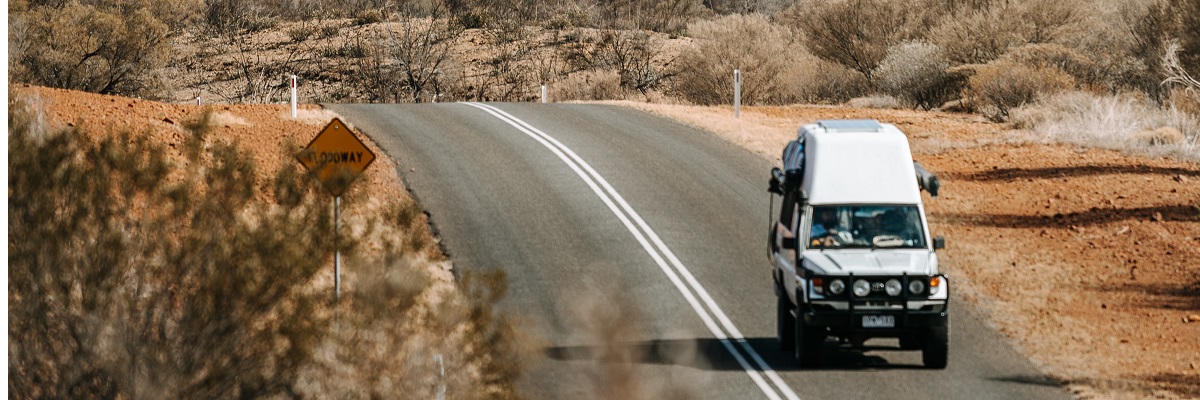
[462, 102, 800, 400]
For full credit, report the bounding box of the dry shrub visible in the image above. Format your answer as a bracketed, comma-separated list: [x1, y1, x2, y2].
[1176, 0, 1200, 74]
[563, 281, 699, 399]
[299, 268, 530, 400]
[967, 60, 1074, 121]
[551, 69, 624, 101]
[776, 55, 868, 104]
[998, 43, 1096, 87]
[8, 106, 336, 399]
[600, 30, 673, 94]
[873, 41, 953, 110]
[1163, 41, 1200, 104]
[1045, 5, 1146, 94]
[673, 13, 796, 105]
[595, 0, 705, 33]
[929, 0, 1085, 65]
[355, 16, 465, 103]
[795, 0, 921, 84]
[8, 99, 529, 398]
[1010, 91, 1200, 159]
[927, 4, 1024, 65]
[1169, 87, 1200, 117]
[10, 2, 171, 98]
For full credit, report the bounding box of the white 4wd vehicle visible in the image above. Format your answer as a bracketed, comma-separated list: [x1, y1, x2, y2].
[768, 120, 949, 369]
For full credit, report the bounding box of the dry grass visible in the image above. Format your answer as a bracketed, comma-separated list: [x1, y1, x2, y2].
[1011, 91, 1200, 160]
[846, 95, 905, 110]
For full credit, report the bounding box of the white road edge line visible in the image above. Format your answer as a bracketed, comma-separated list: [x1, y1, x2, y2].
[463, 102, 800, 400]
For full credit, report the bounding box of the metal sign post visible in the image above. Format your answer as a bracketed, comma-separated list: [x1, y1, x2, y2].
[334, 196, 341, 298]
[297, 118, 376, 300]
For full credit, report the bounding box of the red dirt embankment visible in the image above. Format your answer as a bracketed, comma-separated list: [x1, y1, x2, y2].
[11, 84, 450, 286]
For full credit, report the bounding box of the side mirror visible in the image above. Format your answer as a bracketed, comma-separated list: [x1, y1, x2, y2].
[914, 162, 940, 198]
[933, 236, 946, 250]
[781, 237, 797, 250]
[769, 167, 785, 195]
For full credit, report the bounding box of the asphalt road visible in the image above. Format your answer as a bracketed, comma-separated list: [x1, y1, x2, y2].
[328, 102, 1072, 400]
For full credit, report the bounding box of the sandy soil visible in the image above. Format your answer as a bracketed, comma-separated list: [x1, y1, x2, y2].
[611, 101, 1200, 399]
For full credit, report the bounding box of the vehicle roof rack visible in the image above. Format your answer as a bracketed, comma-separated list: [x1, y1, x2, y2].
[817, 120, 883, 131]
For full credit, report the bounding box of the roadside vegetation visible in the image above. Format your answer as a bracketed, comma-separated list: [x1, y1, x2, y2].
[9, 0, 1200, 157]
[7, 98, 528, 399]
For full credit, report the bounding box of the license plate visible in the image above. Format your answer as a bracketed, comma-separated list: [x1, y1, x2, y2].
[862, 315, 895, 328]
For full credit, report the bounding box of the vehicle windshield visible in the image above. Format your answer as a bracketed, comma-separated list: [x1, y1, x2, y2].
[808, 205, 926, 249]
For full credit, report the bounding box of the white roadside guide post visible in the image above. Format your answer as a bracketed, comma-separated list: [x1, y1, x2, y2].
[434, 354, 446, 400]
[290, 75, 298, 118]
[296, 118, 376, 301]
[734, 69, 742, 119]
[541, 85, 548, 103]
[196, 96, 201, 105]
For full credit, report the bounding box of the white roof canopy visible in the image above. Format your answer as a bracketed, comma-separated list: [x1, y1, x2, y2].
[799, 121, 922, 205]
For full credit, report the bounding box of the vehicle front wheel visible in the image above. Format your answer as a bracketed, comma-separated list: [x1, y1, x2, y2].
[923, 323, 949, 369]
[794, 312, 823, 368]
[777, 291, 796, 352]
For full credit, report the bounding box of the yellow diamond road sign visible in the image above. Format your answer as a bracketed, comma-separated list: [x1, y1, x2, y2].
[297, 118, 376, 196]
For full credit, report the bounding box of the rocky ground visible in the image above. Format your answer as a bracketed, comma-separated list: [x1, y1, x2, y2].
[616, 101, 1200, 399]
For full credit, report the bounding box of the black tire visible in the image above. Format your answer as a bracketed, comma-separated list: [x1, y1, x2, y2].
[777, 291, 796, 352]
[794, 312, 823, 368]
[923, 324, 950, 369]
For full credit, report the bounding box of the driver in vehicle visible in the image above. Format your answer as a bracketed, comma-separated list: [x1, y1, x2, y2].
[810, 208, 845, 247]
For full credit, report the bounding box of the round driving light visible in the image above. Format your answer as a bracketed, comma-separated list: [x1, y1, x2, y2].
[852, 279, 871, 297]
[829, 279, 846, 295]
[885, 279, 902, 296]
[929, 276, 942, 295]
[908, 280, 925, 295]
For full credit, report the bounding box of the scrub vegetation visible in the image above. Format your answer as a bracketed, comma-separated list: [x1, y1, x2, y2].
[7, 98, 529, 399]
[9, 0, 1200, 156]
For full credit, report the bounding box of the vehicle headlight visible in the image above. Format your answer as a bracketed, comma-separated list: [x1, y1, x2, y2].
[885, 279, 902, 296]
[852, 279, 871, 297]
[929, 276, 942, 295]
[829, 279, 846, 295]
[908, 279, 925, 295]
